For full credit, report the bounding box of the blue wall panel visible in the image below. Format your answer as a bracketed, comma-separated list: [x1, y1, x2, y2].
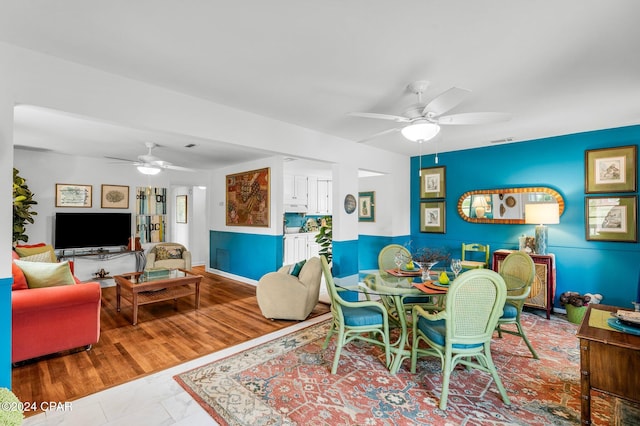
[210, 231, 283, 281]
[332, 239, 359, 278]
[357, 235, 411, 270]
[410, 125, 640, 308]
[0, 277, 11, 388]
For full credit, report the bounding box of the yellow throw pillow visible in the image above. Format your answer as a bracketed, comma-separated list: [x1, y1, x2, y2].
[15, 244, 58, 263]
[155, 245, 183, 260]
[19, 251, 53, 262]
[14, 260, 76, 289]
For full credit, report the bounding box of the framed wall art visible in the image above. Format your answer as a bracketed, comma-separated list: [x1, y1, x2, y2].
[226, 167, 270, 227]
[176, 195, 187, 223]
[585, 196, 637, 242]
[420, 166, 446, 199]
[420, 201, 446, 233]
[55, 183, 92, 207]
[101, 184, 129, 209]
[358, 191, 375, 222]
[585, 145, 637, 193]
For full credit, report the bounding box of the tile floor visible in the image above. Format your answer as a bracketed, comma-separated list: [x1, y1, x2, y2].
[22, 313, 331, 426]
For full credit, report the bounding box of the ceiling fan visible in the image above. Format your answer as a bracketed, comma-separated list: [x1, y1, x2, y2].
[350, 80, 511, 143]
[107, 142, 195, 175]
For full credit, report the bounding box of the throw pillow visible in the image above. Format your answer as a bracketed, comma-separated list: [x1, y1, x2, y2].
[15, 244, 58, 262]
[289, 259, 306, 277]
[18, 251, 53, 262]
[11, 262, 28, 291]
[14, 260, 76, 289]
[155, 245, 183, 260]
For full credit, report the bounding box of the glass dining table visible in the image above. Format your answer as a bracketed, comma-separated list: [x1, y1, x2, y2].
[334, 267, 454, 374]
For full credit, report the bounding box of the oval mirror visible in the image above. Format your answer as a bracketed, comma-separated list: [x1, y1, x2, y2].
[457, 187, 565, 224]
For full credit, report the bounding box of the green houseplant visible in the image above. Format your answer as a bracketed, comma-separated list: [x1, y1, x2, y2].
[315, 215, 332, 264]
[13, 167, 38, 244]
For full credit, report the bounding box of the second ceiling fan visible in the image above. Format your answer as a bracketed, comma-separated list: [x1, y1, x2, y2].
[350, 80, 511, 143]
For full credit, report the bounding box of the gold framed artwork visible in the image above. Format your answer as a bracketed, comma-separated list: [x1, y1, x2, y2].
[176, 195, 187, 223]
[55, 184, 92, 207]
[585, 145, 637, 193]
[358, 191, 375, 222]
[226, 167, 270, 227]
[101, 184, 129, 209]
[585, 196, 637, 242]
[420, 166, 446, 199]
[420, 201, 446, 233]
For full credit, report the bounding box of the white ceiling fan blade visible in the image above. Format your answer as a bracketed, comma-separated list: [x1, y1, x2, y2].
[436, 112, 512, 125]
[163, 164, 196, 172]
[349, 112, 411, 123]
[356, 127, 402, 143]
[105, 156, 135, 163]
[422, 87, 471, 117]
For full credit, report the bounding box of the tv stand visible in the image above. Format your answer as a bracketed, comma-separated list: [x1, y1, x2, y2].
[57, 247, 146, 272]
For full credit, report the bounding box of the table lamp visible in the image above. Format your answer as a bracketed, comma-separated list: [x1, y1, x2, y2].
[525, 203, 560, 255]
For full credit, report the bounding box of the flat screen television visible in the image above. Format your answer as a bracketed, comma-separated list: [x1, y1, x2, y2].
[54, 212, 132, 249]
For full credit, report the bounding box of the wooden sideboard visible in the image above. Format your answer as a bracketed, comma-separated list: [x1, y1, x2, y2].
[492, 249, 556, 319]
[576, 304, 640, 424]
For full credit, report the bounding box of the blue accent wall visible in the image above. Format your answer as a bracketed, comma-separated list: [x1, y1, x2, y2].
[409, 125, 640, 309]
[0, 277, 11, 388]
[210, 231, 283, 281]
[358, 235, 411, 270]
[332, 239, 359, 278]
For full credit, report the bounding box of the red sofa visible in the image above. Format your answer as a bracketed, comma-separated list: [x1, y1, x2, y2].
[11, 250, 102, 363]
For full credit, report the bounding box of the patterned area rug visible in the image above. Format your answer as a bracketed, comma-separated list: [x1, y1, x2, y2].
[175, 312, 616, 425]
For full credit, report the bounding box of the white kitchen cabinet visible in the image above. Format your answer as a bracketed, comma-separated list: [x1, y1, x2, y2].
[316, 179, 332, 215]
[284, 175, 308, 206]
[283, 232, 321, 265]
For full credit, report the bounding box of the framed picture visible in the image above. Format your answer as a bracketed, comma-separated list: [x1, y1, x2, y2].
[176, 195, 187, 223]
[226, 167, 270, 227]
[585, 145, 637, 193]
[420, 166, 446, 199]
[585, 196, 637, 242]
[101, 184, 129, 209]
[55, 184, 92, 207]
[420, 201, 446, 233]
[358, 191, 375, 222]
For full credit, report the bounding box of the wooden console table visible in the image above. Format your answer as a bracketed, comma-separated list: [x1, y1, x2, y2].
[492, 249, 556, 319]
[576, 304, 640, 425]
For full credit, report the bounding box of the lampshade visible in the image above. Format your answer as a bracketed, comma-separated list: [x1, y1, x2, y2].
[525, 204, 560, 225]
[471, 196, 489, 207]
[400, 121, 441, 142]
[137, 165, 161, 175]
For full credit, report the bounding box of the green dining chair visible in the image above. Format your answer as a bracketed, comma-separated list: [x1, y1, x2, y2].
[460, 242, 490, 269]
[410, 269, 509, 410]
[495, 251, 539, 359]
[320, 255, 391, 374]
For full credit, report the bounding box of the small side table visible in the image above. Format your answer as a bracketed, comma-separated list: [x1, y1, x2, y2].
[492, 249, 556, 319]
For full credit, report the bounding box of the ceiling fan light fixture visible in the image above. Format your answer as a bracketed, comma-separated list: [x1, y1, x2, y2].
[137, 165, 161, 175]
[401, 122, 441, 142]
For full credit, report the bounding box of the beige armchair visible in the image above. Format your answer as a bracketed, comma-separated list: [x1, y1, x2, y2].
[256, 257, 322, 320]
[145, 243, 191, 270]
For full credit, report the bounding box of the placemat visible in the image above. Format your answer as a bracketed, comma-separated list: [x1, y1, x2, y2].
[412, 283, 447, 294]
[588, 307, 616, 331]
[386, 268, 421, 277]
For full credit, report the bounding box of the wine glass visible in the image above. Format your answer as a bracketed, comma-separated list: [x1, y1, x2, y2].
[419, 261, 439, 281]
[450, 258, 462, 279]
[394, 252, 403, 272]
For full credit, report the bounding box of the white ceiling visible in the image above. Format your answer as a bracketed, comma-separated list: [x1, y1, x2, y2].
[3, 1, 640, 170]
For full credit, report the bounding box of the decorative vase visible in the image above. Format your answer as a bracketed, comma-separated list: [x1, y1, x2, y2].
[566, 304, 587, 325]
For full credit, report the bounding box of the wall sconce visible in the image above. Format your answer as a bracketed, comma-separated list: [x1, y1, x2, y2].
[525, 203, 560, 255]
[471, 195, 489, 218]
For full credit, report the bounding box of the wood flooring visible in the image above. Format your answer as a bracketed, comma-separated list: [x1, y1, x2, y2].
[12, 266, 330, 417]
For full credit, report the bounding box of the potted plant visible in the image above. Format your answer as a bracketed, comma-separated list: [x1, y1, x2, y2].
[12, 167, 38, 244]
[315, 215, 332, 264]
[560, 291, 603, 324]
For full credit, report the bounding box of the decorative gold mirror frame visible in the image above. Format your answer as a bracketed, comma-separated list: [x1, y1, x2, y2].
[457, 187, 565, 224]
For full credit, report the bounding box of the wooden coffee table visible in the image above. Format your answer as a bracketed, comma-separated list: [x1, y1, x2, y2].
[114, 269, 202, 325]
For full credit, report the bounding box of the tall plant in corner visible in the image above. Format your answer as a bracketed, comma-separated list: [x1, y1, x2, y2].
[315, 215, 332, 264]
[13, 168, 38, 244]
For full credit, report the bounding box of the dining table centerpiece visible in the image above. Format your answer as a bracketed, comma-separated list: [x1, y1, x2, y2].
[412, 247, 451, 281]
